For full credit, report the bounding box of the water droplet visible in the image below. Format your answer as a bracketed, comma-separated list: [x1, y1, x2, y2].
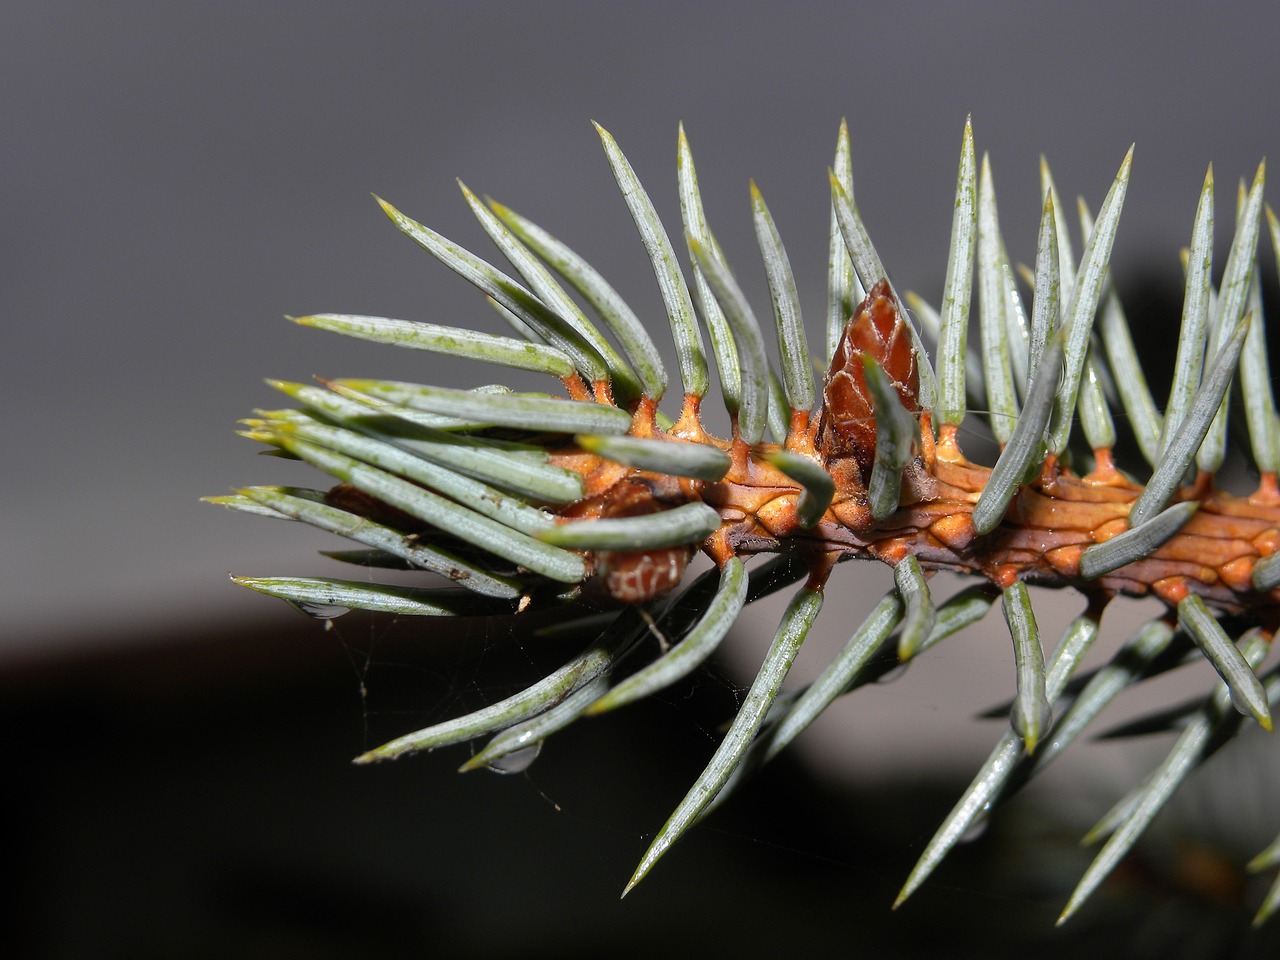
[484, 742, 542, 775]
[960, 807, 991, 843]
[876, 662, 909, 684]
[288, 600, 352, 621]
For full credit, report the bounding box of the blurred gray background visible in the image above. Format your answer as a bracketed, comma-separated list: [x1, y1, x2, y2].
[8, 0, 1280, 659]
[8, 3, 1280, 956]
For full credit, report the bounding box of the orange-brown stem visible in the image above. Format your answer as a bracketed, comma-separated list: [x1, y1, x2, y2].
[552, 411, 1280, 615]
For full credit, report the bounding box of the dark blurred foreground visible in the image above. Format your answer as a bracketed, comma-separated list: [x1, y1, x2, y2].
[7, 608, 1280, 960]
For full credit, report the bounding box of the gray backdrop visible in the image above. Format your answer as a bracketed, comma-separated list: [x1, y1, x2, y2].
[7, 1, 1279, 661]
